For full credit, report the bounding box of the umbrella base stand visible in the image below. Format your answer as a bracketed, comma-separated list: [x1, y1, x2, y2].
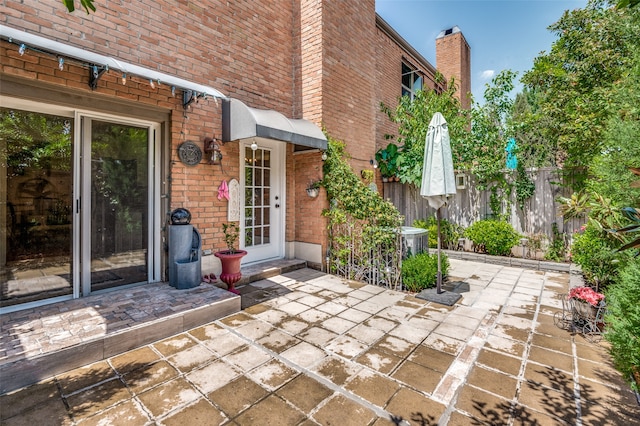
[415, 211, 462, 306]
[415, 288, 462, 306]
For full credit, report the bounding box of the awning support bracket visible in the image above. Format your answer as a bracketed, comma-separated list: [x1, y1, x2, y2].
[88, 64, 108, 90]
[183, 90, 198, 109]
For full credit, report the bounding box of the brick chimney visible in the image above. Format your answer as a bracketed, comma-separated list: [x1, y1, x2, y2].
[436, 26, 471, 110]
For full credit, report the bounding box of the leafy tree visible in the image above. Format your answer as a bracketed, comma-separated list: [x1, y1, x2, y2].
[62, 0, 96, 13]
[463, 70, 545, 218]
[604, 258, 640, 392]
[381, 74, 470, 187]
[462, 70, 517, 189]
[617, 0, 640, 8]
[380, 74, 470, 220]
[522, 1, 639, 186]
[587, 49, 640, 208]
[511, 88, 556, 168]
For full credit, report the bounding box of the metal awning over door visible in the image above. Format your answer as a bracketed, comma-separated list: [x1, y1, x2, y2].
[222, 98, 327, 150]
[0, 25, 226, 101]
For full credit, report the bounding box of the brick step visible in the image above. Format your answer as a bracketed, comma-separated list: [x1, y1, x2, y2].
[0, 259, 307, 394]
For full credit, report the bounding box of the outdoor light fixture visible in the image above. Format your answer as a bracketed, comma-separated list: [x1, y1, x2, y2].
[250, 139, 258, 151]
[204, 136, 223, 165]
[370, 159, 378, 169]
[520, 237, 529, 258]
[321, 151, 328, 161]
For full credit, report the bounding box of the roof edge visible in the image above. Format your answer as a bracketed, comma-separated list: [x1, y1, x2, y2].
[375, 14, 438, 77]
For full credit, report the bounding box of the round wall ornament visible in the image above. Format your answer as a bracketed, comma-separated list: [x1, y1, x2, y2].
[178, 141, 202, 166]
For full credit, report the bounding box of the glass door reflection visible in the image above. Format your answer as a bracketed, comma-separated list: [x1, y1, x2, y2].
[1, 108, 73, 307]
[88, 120, 148, 292]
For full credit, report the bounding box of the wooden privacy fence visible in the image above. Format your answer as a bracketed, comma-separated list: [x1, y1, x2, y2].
[382, 167, 586, 240]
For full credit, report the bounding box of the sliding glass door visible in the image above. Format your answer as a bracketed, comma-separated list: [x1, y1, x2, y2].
[84, 119, 151, 293]
[1, 99, 160, 309]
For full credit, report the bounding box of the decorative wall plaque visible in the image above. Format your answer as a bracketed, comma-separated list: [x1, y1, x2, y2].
[228, 179, 240, 221]
[178, 141, 202, 166]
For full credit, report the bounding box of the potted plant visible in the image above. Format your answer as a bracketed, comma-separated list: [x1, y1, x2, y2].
[306, 180, 321, 198]
[214, 222, 247, 294]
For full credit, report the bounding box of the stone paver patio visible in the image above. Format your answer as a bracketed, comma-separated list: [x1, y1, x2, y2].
[1, 259, 638, 425]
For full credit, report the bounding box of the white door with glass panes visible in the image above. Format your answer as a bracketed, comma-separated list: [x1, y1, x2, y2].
[240, 139, 285, 264]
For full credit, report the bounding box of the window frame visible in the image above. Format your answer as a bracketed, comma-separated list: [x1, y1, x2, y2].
[401, 61, 423, 100]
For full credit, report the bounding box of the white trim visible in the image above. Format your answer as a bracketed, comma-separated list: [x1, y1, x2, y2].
[1, 25, 226, 100]
[0, 295, 74, 315]
[1, 96, 75, 116]
[80, 117, 91, 296]
[73, 112, 82, 299]
[150, 125, 162, 283]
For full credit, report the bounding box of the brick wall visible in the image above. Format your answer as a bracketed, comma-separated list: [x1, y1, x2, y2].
[2, 0, 469, 268]
[292, 151, 327, 244]
[1, 0, 297, 254]
[320, 0, 376, 172]
[373, 23, 442, 189]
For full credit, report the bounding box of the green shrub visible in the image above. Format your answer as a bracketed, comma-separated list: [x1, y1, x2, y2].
[604, 259, 640, 392]
[571, 223, 625, 290]
[464, 220, 521, 256]
[413, 218, 464, 249]
[544, 222, 568, 262]
[401, 252, 449, 293]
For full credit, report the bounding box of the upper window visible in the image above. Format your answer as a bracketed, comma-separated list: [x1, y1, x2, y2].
[402, 62, 423, 100]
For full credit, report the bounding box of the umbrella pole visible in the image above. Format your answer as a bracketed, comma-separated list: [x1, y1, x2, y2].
[436, 207, 442, 294]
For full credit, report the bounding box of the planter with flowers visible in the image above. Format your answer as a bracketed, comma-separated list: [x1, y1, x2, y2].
[568, 286, 606, 339]
[214, 222, 247, 294]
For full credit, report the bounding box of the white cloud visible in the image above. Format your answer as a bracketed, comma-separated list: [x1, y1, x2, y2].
[480, 70, 495, 80]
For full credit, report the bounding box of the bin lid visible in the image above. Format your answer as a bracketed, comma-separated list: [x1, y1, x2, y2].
[401, 226, 428, 236]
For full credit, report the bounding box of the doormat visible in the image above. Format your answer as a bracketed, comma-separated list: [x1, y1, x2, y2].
[90, 270, 122, 284]
[58, 270, 122, 284]
[415, 288, 462, 306]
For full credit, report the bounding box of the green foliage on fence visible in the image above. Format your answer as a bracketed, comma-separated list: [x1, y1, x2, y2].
[323, 136, 403, 286]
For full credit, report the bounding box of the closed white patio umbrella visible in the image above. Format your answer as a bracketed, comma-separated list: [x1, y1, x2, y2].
[418, 112, 459, 303]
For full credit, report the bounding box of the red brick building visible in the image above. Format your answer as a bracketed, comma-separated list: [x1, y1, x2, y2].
[0, 0, 470, 310]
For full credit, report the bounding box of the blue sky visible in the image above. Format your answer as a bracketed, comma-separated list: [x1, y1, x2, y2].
[375, 0, 588, 103]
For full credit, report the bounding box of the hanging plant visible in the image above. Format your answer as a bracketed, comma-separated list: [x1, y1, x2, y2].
[374, 143, 399, 179]
[306, 179, 321, 198]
